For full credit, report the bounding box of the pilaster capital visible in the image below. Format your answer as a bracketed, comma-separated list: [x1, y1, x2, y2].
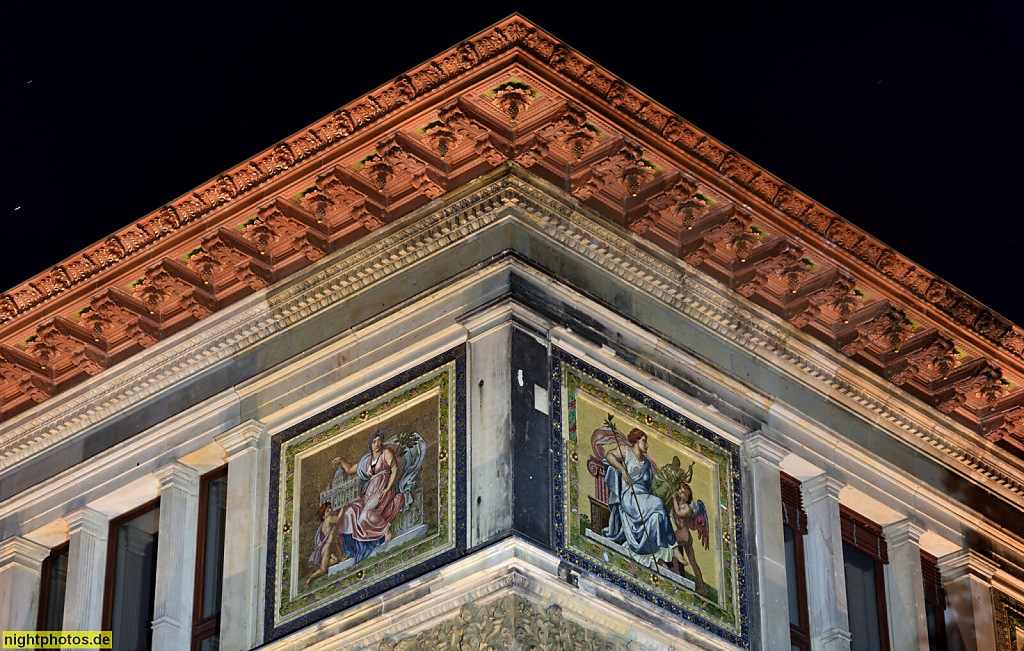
[882, 519, 926, 548]
[154, 460, 200, 496]
[215, 420, 266, 459]
[0, 535, 51, 570]
[937, 549, 999, 584]
[802, 473, 844, 504]
[64, 507, 108, 541]
[745, 433, 789, 468]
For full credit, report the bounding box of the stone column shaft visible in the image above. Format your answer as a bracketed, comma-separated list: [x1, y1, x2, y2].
[152, 461, 200, 651]
[0, 536, 51, 631]
[938, 549, 998, 651]
[62, 507, 108, 632]
[882, 520, 929, 651]
[215, 421, 267, 651]
[802, 474, 851, 651]
[745, 434, 791, 650]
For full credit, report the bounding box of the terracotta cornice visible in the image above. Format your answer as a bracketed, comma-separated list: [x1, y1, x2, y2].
[0, 16, 1022, 456]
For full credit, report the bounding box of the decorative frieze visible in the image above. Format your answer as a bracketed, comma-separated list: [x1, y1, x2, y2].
[1, 170, 1022, 529]
[378, 595, 633, 651]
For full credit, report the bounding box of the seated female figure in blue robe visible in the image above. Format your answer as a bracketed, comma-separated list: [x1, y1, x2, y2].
[601, 427, 676, 569]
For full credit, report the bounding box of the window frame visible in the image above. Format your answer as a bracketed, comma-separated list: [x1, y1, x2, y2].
[921, 550, 948, 650]
[780, 472, 811, 651]
[102, 497, 161, 651]
[839, 506, 890, 651]
[191, 466, 227, 651]
[36, 541, 70, 632]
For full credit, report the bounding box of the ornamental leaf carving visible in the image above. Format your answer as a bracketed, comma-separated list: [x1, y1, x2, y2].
[494, 84, 533, 123]
[925, 280, 948, 304]
[720, 154, 756, 184]
[186, 250, 221, 286]
[959, 363, 1006, 406]
[627, 208, 657, 234]
[89, 237, 127, 267]
[865, 307, 913, 353]
[0, 351, 28, 383]
[647, 177, 705, 232]
[807, 275, 858, 320]
[317, 110, 355, 144]
[885, 336, 957, 385]
[774, 187, 811, 218]
[841, 330, 870, 357]
[27, 321, 82, 370]
[411, 170, 446, 199]
[515, 136, 550, 169]
[938, 387, 967, 414]
[72, 347, 105, 376]
[662, 119, 703, 150]
[377, 594, 630, 651]
[474, 134, 507, 167]
[20, 375, 50, 403]
[1002, 330, 1024, 355]
[989, 406, 1024, 445]
[974, 310, 1009, 340]
[570, 169, 604, 201]
[0, 296, 18, 323]
[607, 81, 647, 118]
[33, 267, 72, 297]
[825, 219, 862, 249]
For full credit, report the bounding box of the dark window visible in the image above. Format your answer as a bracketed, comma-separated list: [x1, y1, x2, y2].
[840, 507, 889, 651]
[37, 542, 69, 632]
[192, 468, 227, 651]
[780, 473, 810, 651]
[103, 500, 160, 651]
[921, 551, 947, 651]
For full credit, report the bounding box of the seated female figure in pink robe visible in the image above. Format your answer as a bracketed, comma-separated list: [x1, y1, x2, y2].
[332, 431, 405, 562]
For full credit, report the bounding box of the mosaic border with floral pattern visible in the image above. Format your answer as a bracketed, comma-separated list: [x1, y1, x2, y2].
[264, 345, 466, 642]
[996, 589, 1024, 651]
[551, 347, 749, 648]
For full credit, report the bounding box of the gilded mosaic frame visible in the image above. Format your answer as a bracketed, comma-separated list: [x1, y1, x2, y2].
[996, 589, 1024, 651]
[264, 345, 466, 642]
[551, 347, 749, 648]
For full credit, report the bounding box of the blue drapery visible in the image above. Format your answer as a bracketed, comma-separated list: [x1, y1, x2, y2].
[602, 456, 675, 559]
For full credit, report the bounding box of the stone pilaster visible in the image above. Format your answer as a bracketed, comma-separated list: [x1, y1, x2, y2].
[937, 549, 999, 651]
[151, 462, 200, 651]
[214, 420, 267, 651]
[802, 474, 851, 651]
[62, 507, 108, 632]
[882, 519, 929, 651]
[0, 536, 51, 631]
[465, 310, 513, 547]
[745, 433, 791, 651]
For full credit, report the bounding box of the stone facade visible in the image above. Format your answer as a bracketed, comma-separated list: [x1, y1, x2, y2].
[1, 17, 1023, 651]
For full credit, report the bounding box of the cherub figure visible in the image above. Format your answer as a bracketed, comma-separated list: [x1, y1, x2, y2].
[653, 455, 709, 594]
[305, 502, 346, 585]
[669, 480, 709, 596]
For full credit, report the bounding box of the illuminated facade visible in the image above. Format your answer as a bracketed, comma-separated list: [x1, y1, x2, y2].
[1, 17, 1023, 650]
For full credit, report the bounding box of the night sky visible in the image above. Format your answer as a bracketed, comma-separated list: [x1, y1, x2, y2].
[2, 2, 1021, 324]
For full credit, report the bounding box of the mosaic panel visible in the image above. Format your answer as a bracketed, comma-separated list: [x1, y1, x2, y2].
[264, 346, 466, 641]
[552, 348, 748, 648]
